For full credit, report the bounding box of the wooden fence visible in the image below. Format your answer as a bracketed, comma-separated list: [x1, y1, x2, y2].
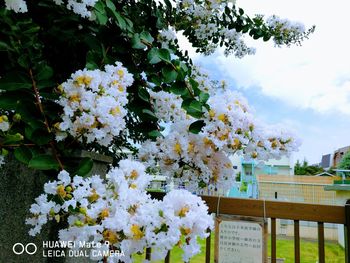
[150, 192, 350, 263]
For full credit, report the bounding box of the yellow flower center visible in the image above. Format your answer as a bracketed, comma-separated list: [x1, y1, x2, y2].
[110, 106, 121, 116]
[88, 189, 99, 203]
[177, 206, 190, 217]
[208, 109, 215, 118]
[130, 170, 138, 180]
[187, 142, 194, 153]
[180, 227, 192, 236]
[99, 208, 109, 219]
[164, 158, 174, 165]
[75, 75, 92, 86]
[251, 151, 258, 159]
[174, 142, 182, 155]
[232, 138, 241, 149]
[217, 113, 228, 123]
[103, 230, 119, 244]
[130, 224, 144, 240]
[56, 185, 66, 198]
[69, 94, 80, 102]
[117, 69, 124, 78]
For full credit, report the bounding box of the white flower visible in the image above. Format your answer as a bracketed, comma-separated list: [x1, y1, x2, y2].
[56, 62, 133, 147]
[4, 0, 27, 13]
[27, 161, 213, 262]
[0, 115, 10, 132]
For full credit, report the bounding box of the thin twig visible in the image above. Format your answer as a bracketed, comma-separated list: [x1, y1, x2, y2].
[29, 69, 64, 170]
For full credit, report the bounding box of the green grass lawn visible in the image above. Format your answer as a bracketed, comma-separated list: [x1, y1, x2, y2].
[134, 235, 344, 263]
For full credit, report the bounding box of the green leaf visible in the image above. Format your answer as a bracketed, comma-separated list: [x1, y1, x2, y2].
[14, 146, 32, 165]
[36, 64, 53, 81]
[0, 72, 32, 91]
[170, 82, 187, 95]
[199, 92, 210, 103]
[158, 48, 171, 63]
[148, 48, 162, 64]
[189, 120, 205, 134]
[189, 100, 202, 112]
[138, 87, 150, 102]
[75, 157, 93, 177]
[142, 109, 158, 120]
[148, 130, 163, 138]
[162, 66, 178, 83]
[30, 129, 52, 145]
[0, 92, 22, 110]
[182, 99, 203, 118]
[131, 33, 147, 49]
[0, 41, 12, 51]
[107, 2, 127, 30]
[263, 34, 271, 41]
[94, 2, 108, 25]
[147, 48, 171, 64]
[3, 133, 24, 145]
[28, 154, 59, 170]
[140, 31, 154, 45]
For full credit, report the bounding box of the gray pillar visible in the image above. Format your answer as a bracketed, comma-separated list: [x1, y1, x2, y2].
[0, 152, 112, 263]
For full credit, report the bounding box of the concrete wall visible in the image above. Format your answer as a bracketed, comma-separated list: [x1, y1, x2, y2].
[0, 152, 111, 263]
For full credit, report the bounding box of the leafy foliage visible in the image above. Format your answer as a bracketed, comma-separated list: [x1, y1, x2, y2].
[338, 151, 350, 173]
[294, 159, 324, 175]
[0, 0, 313, 176]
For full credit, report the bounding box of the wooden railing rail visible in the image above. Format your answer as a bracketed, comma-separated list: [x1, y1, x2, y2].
[149, 192, 349, 263]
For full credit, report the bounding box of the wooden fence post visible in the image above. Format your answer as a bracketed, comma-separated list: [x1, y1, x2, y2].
[345, 200, 350, 263]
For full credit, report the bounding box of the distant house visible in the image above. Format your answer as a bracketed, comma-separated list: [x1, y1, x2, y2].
[332, 145, 350, 167]
[228, 155, 294, 199]
[315, 171, 335, 177]
[321, 153, 332, 170]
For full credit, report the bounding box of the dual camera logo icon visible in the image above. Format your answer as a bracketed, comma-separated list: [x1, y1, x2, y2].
[12, 243, 37, 255]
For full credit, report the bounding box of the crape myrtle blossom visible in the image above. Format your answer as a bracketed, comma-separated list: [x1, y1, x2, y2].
[0, 114, 10, 132]
[175, 0, 256, 57]
[158, 27, 177, 49]
[139, 120, 236, 192]
[27, 160, 213, 263]
[266, 15, 308, 46]
[3, 0, 97, 17]
[56, 62, 133, 147]
[149, 90, 188, 123]
[4, 0, 27, 13]
[139, 83, 300, 191]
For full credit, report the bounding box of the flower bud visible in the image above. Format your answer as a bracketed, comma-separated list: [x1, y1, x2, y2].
[79, 207, 87, 215]
[74, 220, 84, 227]
[13, 113, 21, 122]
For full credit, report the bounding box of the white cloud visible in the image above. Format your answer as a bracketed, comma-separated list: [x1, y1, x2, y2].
[185, 0, 350, 115]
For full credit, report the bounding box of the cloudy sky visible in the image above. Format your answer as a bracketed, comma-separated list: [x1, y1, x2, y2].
[180, 0, 350, 165]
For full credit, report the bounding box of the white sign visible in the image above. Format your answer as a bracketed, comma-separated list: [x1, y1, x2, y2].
[215, 217, 266, 263]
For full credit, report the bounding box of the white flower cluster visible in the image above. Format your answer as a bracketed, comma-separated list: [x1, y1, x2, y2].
[56, 62, 133, 147]
[139, 120, 236, 192]
[148, 90, 188, 122]
[203, 90, 300, 160]
[4, 0, 27, 13]
[139, 87, 300, 191]
[266, 15, 307, 46]
[0, 115, 10, 132]
[158, 27, 177, 49]
[27, 160, 213, 263]
[52, 0, 98, 18]
[3, 0, 97, 17]
[0, 155, 5, 168]
[175, 0, 255, 57]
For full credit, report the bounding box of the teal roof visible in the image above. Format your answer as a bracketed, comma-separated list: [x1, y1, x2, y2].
[324, 184, 350, 191]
